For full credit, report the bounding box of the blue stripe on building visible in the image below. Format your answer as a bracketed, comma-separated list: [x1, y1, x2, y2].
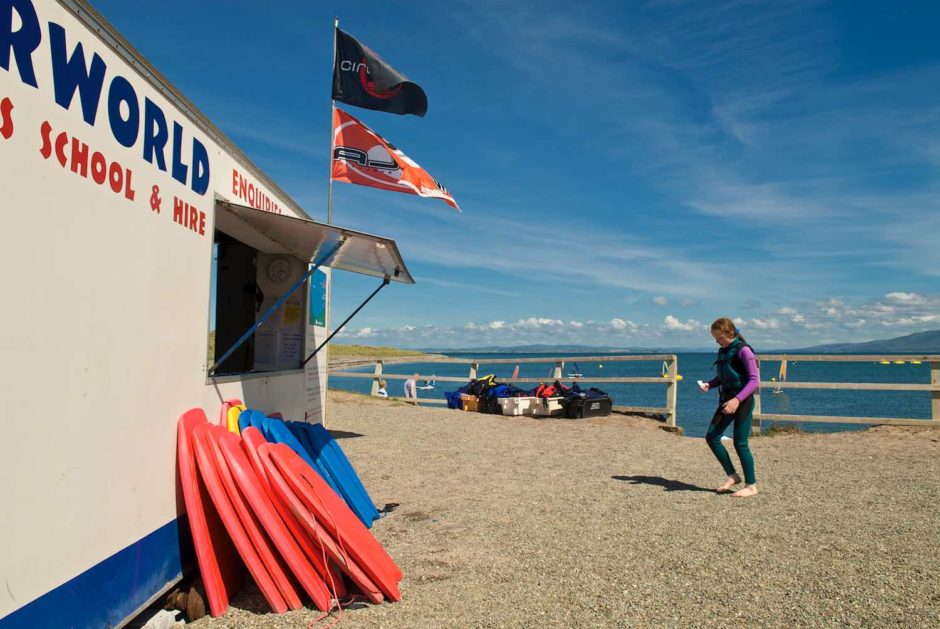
[1, 517, 194, 629]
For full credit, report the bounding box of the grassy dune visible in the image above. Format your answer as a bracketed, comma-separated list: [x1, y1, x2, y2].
[329, 344, 428, 358]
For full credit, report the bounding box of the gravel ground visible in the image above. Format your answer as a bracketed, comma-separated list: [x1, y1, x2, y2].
[191, 391, 940, 628]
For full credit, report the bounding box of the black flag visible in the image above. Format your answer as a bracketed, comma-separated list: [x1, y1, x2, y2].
[332, 28, 428, 117]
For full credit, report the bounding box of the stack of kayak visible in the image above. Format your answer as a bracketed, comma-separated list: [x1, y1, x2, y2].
[177, 401, 401, 618]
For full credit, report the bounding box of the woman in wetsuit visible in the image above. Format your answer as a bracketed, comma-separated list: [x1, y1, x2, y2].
[700, 318, 760, 498]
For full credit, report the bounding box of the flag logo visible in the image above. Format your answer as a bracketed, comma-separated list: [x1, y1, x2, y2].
[332, 107, 458, 209]
[333, 28, 428, 117]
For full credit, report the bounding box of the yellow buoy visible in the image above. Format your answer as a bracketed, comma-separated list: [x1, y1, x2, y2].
[893, 360, 905, 365]
[879, 360, 890, 365]
[676, 374, 683, 381]
[911, 360, 922, 365]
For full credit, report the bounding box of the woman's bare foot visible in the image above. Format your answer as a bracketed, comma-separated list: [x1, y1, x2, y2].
[731, 484, 758, 498]
[716, 474, 741, 493]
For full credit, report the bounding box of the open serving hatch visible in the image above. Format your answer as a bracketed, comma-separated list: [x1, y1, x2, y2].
[215, 200, 414, 283]
[209, 201, 414, 375]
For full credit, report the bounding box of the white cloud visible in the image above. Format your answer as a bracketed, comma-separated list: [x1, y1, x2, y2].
[750, 318, 781, 330]
[337, 291, 940, 350]
[886, 292, 925, 305]
[514, 317, 564, 329]
[664, 315, 701, 332]
[653, 296, 668, 306]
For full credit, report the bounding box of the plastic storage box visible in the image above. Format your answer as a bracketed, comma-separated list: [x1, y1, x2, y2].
[497, 396, 538, 416]
[564, 397, 613, 418]
[460, 394, 481, 412]
[533, 397, 566, 417]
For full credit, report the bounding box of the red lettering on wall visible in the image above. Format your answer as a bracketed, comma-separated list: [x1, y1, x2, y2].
[0, 97, 13, 140]
[124, 170, 135, 201]
[55, 132, 67, 167]
[173, 197, 184, 224]
[91, 152, 106, 185]
[70, 137, 87, 176]
[38, 122, 137, 203]
[230, 168, 282, 214]
[39, 121, 52, 158]
[108, 162, 123, 194]
[172, 196, 206, 236]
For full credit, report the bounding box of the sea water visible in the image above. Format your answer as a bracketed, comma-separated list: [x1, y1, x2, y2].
[328, 352, 934, 438]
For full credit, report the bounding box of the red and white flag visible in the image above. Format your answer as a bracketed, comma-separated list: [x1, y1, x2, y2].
[331, 107, 459, 210]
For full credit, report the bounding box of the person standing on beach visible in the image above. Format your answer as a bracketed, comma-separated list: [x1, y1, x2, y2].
[699, 318, 760, 498]
[403, 374, 418, 399]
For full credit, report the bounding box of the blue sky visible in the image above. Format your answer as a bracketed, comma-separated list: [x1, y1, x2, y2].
[92, 0, 940, 349]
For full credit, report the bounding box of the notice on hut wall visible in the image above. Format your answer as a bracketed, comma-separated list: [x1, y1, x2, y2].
[304, 327, 325, 423]
[305, 269, 329, 424]
[304, 269, 329, 424]
[254, 329, 279, 369]
[309, 269, 327, 327]
[279, 331, 302, 364]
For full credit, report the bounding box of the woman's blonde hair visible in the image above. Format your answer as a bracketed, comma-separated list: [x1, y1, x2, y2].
[710, 317, 737, 338]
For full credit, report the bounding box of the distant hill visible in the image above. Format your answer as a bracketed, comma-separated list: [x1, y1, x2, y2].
[796, 329, 940, 353]
[420, 344, 674, 354]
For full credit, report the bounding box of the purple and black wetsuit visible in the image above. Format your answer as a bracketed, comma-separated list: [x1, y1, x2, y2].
[704, 339, 759, 485]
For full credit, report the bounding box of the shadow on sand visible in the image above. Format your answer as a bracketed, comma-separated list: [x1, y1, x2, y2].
[612, 475, 713, 493]
[328, 429, 365, 440]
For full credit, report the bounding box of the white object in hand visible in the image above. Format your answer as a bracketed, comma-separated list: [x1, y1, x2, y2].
[697, 380, 707, 391]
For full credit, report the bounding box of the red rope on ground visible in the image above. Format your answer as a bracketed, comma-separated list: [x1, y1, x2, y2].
[306, 472, 354, 629]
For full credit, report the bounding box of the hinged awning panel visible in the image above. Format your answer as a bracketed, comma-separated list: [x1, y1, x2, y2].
[215, 200, 414, 283]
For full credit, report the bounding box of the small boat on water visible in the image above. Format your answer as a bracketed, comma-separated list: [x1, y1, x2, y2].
[773, 360, 787, 394]
[660, 361, 683, 381]
[567, 362, 583, 378]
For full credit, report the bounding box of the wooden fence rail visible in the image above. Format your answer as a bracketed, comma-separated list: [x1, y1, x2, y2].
[753, 354, 940, 431]
[330, 354, 681, 426]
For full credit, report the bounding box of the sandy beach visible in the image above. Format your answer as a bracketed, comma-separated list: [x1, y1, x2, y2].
[191, 390, 940, 628]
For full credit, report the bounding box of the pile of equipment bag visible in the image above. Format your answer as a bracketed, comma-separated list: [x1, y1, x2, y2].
[445, 375, 613, 418]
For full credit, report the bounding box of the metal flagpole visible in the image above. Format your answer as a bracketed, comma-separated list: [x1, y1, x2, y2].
[321, 17, 339, 425]
[328, 16, 338, 225]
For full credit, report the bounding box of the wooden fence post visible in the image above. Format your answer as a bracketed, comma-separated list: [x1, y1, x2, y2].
[665, 355, 677, 427]
[932, 361, 939, 423]
[371, 360, 383, 396]
[469, 361, 478, 380]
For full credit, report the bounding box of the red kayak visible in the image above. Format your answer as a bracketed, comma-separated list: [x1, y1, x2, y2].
[176, 409, 243, 617]
[215, 429, 333, 610]
[240, 427, 348, 599]
[264, 443, 403, 600]
[258, 443, 385, 604]
[190, 422, 289, 613]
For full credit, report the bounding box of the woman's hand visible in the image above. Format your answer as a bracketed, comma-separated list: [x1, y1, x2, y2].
[721, 397, 740, 414]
